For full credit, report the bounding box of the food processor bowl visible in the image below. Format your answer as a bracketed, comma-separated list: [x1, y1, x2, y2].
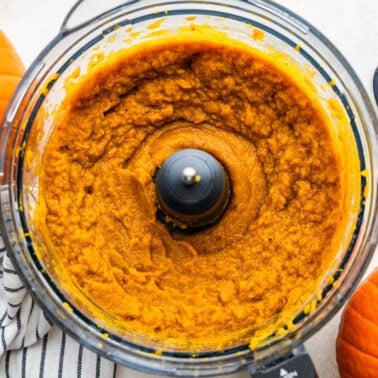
[1, 0, 377, 376]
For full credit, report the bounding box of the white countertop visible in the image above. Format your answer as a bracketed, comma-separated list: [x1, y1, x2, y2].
[0, 1, 377, 377]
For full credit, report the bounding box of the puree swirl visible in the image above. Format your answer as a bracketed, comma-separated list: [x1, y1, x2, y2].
[37, 41, 342, 347]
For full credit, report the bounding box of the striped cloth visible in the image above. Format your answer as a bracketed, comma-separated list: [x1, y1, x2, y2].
[0, 234, 156, 377]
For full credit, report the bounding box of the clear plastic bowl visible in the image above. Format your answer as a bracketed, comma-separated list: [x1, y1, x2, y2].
[0, 0, 377, 376]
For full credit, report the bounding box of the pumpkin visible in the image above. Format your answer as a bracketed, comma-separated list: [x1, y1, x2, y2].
[0, 30, 24, 122]
[336, 267, 378, 378]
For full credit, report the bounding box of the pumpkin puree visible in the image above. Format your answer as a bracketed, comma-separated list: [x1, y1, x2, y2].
[36, 40, 346, 348]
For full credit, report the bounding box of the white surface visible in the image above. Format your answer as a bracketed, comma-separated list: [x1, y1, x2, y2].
[0, 1, 377, 377]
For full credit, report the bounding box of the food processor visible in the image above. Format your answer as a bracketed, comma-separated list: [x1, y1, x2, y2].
[1, 0, 377, 376]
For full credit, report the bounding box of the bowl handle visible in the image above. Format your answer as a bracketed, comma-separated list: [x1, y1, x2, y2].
[247, 345, 317, 378]
[60, 0, 137, 33]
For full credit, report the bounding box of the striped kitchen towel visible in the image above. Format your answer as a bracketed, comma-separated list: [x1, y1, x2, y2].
[0, 245, 51, 354]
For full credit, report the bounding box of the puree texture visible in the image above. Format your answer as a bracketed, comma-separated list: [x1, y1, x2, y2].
[37, 41, 343, 348]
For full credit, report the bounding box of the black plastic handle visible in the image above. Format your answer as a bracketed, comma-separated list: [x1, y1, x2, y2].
[248, 346, 317, 378]
[373, 67, 378, 106]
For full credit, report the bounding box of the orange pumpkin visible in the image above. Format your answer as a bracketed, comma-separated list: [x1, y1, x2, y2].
[0, 30, 24, 122]
[336, 267, 378, 378]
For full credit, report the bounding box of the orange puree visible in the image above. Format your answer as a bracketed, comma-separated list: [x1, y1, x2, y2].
[36, 40, 345, 349]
